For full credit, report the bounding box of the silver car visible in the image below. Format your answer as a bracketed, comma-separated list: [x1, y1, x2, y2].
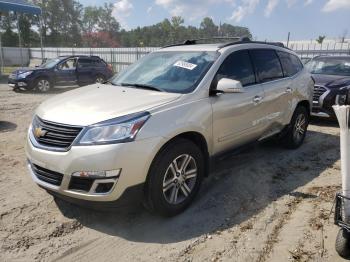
[26, 40, 313, 216]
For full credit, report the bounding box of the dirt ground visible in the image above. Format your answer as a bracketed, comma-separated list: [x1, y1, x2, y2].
[0, 82, 348, 262]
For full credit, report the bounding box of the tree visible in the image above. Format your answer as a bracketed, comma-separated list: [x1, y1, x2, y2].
[316, 35, 326, 44]
[200, 17, 218, 38]
[82, 31, 119, 47]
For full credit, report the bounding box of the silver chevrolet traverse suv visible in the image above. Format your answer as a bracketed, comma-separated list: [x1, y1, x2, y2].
[26, 39, 313, 216]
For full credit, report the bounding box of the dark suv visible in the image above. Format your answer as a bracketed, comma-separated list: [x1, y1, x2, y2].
[306, 56, 350, 118]
[8, 55, 114, 92]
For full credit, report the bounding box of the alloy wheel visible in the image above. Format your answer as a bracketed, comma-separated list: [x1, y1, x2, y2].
[293, 113, 306, 143]
[162, 154, 197, 205]
[37, 79, 50, 92]
[96, 77, 105, 83]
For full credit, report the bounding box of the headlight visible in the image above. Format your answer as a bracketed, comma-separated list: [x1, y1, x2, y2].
[78, 112, 150, 145]
[18, 71, 33, 79]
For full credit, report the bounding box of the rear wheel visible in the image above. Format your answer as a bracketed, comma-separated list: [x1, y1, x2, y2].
[35, 78, 51, 93]
[281, 106, 309, 149]
[144, 139, 204, 216]
[95, 75, 105, 84]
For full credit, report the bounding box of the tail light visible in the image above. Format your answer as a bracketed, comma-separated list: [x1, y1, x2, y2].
[107, 64, 113, 73]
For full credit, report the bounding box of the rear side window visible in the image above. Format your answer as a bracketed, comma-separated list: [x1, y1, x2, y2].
[216, 50, 256, 86]
[250, 49, 283, 83]
[78, 58, 93, 68]
[277, 51, 303, 77]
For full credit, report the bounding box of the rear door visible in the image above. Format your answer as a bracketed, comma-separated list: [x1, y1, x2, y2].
[55, 58, 77, 85]
[249, 49, 288, 129]
[76, 58, 96, 85]
[211, 50, 266, 154]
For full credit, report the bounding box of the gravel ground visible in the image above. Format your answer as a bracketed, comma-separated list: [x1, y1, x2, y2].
[0, 83, 347, 262]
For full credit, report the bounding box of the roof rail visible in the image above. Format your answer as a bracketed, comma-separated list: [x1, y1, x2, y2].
[161, 36, 244, 48]
[219, 39, 287, 49]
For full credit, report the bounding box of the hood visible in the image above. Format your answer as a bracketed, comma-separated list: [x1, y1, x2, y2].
[12, 67, 45, 75]
[36, 84, 182, 126]
[312, 74, 350, 89]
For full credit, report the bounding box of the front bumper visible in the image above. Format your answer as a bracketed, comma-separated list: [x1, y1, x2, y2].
[8, 77, 35, 89]
[312, 87, 339, 118]
[25, 133, 165, 202]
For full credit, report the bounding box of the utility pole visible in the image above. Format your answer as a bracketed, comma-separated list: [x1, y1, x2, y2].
[287, 32, 290, 48]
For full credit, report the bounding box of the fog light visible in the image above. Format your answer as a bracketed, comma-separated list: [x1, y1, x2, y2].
[72, 169, 121, 178]
[18, 82, 27, 87]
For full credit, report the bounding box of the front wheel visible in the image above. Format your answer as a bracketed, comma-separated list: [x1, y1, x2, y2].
[144, 139, 204, 216]
[35, 78, 51, 93]
[281, 106, 309, 149]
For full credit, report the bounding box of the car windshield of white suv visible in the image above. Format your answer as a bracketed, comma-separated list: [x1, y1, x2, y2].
[111, 51, 218, 93]
[306, 57, 350, 76]
[40, 58, 61, 69]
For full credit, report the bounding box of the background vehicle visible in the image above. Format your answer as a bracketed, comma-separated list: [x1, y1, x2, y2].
[306, 55, 350, 118]
[8, 55, 113, 92]
[26, 39, 313, 216]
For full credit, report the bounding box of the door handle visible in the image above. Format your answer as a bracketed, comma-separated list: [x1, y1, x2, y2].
[253, 96, 262, 104]
[285, 87, 292, 93]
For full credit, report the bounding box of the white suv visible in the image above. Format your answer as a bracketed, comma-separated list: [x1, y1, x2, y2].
[26, 39, 313, 216]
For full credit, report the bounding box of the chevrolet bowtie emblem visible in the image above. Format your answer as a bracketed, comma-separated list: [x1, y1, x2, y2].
[34, 127, 47, 138]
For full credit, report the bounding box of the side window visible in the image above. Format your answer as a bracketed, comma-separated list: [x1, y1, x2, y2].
[216, 50, 256, 87]
[78, 58, 93, 68]
[250, 49, 283, 83]
[277, 51, 303, 77]
[58, 58, 77, 70]
[289, 53, 303, 73]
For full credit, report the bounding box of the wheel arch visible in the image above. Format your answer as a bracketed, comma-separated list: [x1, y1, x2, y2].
[148, 131, 210, 180]
[297, 100, 311, 115]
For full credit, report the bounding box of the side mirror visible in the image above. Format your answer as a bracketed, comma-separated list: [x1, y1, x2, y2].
[215, 78, 244, 94]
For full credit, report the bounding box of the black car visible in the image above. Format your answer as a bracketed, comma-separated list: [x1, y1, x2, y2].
[306, 56, 350, 118]
[8, 55, 114, 92]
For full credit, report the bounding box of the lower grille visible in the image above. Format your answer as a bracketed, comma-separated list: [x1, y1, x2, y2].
[313, 85, 327, 104]
[32, 116, 83, 150]
[31, 164, 64, 186]
[69, 177, 94, 192]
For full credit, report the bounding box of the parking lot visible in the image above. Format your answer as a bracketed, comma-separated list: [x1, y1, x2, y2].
[0, 82, 347, 261]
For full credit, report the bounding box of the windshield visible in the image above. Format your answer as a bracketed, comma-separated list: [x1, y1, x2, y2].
[40, 58, 61, 69]
[111, 51, 218, 93]
[306, 57, 350, 76]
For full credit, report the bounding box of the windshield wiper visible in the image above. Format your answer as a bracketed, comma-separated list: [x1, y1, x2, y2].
[119, 83, 163, 92]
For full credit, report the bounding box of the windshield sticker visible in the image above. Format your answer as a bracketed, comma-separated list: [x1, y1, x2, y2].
[174, 61, 197, 70]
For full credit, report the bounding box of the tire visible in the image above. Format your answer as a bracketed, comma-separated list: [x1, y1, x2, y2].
[281, 105, 309, 149]
[95, 75, 106, 84]
[35, 78, 52, 93]
[144, 138, 204, 216]
[336, 228, 350, 259]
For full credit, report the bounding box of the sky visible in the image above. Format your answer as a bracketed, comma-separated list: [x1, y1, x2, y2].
[79, 0, 350, 41]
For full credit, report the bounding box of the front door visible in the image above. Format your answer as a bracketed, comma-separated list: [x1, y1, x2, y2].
[211, 50, 266, 154]
[55, 58, 77, 85]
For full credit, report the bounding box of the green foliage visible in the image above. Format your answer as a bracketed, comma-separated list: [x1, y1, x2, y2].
[316, 35, 326, 44]
[0, 0, 252, 48]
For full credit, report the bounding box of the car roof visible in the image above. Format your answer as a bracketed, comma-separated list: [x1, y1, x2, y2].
[58, 55, 101, 59]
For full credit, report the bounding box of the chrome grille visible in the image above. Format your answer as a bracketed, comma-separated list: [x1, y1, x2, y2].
[32, 116, 83, 150]
[313, 85, 327, 104]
